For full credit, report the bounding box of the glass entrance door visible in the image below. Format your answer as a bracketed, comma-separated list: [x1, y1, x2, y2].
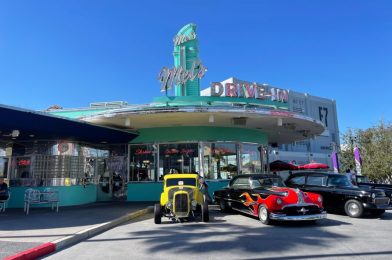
[97, 156, 127, 201]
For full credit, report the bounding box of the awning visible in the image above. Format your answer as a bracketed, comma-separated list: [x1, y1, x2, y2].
[0, 104, 138, 144]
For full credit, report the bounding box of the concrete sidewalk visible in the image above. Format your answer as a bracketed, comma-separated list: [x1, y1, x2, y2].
[0, 202, 153, 259]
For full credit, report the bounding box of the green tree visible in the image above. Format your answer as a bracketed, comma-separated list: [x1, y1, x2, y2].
[340, 121, 392, 183]
[359, 121, 392, 182]
[339, 128, 356, 172]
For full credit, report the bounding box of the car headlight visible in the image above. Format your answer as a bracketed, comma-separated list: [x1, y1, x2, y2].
[276, 198, 282, 205]
[166, 200, 172, 207]
[318, 196, 322, 203]
[371, 193, 376, 199]
[191, 200, 197, 207]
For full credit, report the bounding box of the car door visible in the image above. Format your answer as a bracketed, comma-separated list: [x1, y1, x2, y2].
[230, 177, 250, 211]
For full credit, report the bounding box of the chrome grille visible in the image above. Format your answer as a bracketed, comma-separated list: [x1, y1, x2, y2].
[374, 197, 390, 205]
[282, 205, 321, 216]
[174, 193, 189, 216]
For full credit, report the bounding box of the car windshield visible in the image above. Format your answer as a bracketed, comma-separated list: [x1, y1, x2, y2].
[356, 176, 370, 183]
[252, 177, 285, 189]
[327, 175, 353, 187]
[166, 178, 196, 187]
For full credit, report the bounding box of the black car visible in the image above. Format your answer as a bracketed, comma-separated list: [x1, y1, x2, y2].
[356, 175, 392, 198]
[285, 171, 391, 218]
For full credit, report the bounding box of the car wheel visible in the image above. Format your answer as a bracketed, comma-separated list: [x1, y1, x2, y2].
[154, 203, 162, 224]
[370, 209, 385, 216]
[219, 199, 230, 212]
[258, 205, 271, 225]
[202, 202, 209, 222]
[344, 200, 364, 218]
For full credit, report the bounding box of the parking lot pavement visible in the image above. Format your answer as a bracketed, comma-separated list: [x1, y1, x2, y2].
[0, 202, 151, 259]
[44, 207, 392, 260]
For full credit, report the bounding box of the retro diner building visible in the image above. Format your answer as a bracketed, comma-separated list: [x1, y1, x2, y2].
[0, 24, 338, 207]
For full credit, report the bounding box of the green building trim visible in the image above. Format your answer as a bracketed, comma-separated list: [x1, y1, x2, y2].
[131, 126, 268, 144]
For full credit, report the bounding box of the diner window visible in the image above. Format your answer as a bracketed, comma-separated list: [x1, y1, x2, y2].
[203, 142, 237, 180]
[158, 143, 199, 180]
[240, 144, 262, 174]
[130, 144, 157, 181]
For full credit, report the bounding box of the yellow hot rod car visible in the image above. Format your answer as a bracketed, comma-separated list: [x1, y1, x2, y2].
[154, 173, 209, 224]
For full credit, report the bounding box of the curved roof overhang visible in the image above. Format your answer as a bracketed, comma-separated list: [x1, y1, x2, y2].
[81, 106, 325, 144]
[0, 104, 138, 145]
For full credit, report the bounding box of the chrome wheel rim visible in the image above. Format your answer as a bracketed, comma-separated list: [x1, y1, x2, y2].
[259, 207, 268, 221]
[348, 203, 359, 216]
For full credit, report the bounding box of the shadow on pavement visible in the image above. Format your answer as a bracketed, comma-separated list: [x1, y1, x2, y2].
[85, 208, 352, 256]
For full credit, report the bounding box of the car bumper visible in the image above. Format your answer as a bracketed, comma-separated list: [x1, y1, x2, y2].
[270, 211, 327, 221]
[363, 203, 392, 210]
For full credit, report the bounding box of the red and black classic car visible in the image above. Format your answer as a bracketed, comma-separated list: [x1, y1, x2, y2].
[213, 174, 327, 225]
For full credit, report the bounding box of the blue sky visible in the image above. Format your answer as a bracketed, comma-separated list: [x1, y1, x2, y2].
[0, 0, 391, 133]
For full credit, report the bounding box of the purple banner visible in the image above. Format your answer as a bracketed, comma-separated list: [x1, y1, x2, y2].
[354, 146, 362, 175]
[331, 151, 340, 173]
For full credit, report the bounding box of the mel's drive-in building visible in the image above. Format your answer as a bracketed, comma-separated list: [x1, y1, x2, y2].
[0, 24, 339, 208]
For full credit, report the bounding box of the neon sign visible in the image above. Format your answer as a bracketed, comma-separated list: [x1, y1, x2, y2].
[210, 82, 289, 103]
[173, 31, 196, 46]
[158, 61, 207, 92]
[135, 149, 153, 155]
[18, 159, 30, 166]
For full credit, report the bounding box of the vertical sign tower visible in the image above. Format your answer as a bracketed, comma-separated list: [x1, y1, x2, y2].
[173, 23, 200, 96]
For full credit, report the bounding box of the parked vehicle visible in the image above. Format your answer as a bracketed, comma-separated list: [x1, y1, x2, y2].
[213, 174, 326, 225]
[356, 175, 392, 198]
[154, 173, 209, 224]
[286, 171, 391, 218]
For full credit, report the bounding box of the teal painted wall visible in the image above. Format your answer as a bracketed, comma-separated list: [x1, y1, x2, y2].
[131, 126, 267, 144]
[8, 185, 97, 208]
[127, 182, 163, 201]
[126, 180, 230, 202]
[205, 180, 230, 200]
[48, 108, 109, 119]
[153, 96, 289, 110]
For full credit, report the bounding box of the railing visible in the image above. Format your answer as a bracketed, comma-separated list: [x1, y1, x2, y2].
[24, 188, 60, 215]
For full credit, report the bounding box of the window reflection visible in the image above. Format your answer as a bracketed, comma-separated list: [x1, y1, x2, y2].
[159, 143, 199, 180]
[130, 145, 156, 181]
[240, 144, 262, 174]
[203, 142, 237, 180]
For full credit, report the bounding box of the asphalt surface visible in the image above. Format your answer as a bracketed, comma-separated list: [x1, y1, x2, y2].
[44, 207, 392, 260]
[0, 201, 151, 259]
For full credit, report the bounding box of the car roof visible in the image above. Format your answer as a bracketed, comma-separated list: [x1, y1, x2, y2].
[234, 174, 280, 179]
[163, 173, 198, 180]
[289, 171, 341, 177]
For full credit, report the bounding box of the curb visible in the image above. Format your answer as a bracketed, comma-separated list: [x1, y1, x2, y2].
[5, 206, 153, 260]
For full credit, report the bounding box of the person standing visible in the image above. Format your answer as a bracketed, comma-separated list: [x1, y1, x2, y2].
[0, 178, 9, 200]
[345, 166, 356, 185]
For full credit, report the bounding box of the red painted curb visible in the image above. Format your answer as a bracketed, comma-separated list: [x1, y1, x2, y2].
[4, 242, 56, 260]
